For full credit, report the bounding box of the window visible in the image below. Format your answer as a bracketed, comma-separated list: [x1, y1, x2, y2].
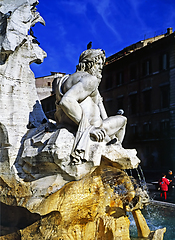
[130, 65, 137, 81]
[105, 77, 113, 90]
[130, 124, 137, 136]
[160, 120, 170, 135]
[117, 96, 124, 110]
[143, 90, 151, 112]
[159, 53, 169, 71]
[48, 82, 51, 87]
[143, 122, 152, 138]
[160, 85, 169, 109]
[142, 59, 152, 76]
[129, 93, 137, 115]
[116, 72, 123, 86]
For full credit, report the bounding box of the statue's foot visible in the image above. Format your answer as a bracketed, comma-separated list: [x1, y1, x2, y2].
[81, 158, 87, 163]
[71, 158, 87, 165]
[70, 157, 81, 165]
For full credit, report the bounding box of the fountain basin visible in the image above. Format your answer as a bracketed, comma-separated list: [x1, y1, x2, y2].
[129, 201, 175, 240]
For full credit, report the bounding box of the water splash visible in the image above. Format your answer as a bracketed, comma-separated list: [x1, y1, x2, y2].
[138, 165, 148, 191]
[131, 203, 175, 240]
[130, 169, 133, 177]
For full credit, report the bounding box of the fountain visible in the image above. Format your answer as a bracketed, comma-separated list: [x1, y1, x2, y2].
[129, 202, 175, 240]
[0, 1, 167, 239]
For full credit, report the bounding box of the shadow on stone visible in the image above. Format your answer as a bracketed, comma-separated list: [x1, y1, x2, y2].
[0, 202, 41, 236]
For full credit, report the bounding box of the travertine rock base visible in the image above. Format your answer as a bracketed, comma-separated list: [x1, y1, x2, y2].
[0, 166, 134, 240]
[132, 209, 150, 237]
[0, 166, 166, 240]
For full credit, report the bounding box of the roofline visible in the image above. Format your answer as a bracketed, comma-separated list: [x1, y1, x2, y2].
[35, 72, 66, 79]
[106, 28, 174, 65]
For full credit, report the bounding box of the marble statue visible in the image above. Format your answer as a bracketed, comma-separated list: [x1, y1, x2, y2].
[0, 0, 45, 63]
[0, 0, 47, 167]
[17, 49, 139, 179]
[55, 49, 127, 164]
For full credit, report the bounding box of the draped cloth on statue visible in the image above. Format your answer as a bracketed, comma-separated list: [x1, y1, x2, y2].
[71, 111, 93, 163]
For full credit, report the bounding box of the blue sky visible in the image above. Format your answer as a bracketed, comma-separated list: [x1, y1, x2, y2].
[31, 0, 175, 78]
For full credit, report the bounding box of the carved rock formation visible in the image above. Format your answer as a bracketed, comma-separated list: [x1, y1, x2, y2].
[0, 165, 166, 240]
[16, 123, 140, 181]
[0, 0, 46, 168]
[0, 166, 143, 239]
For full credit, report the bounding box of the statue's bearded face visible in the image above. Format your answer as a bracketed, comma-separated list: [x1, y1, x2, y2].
[87, 57, 104, 79]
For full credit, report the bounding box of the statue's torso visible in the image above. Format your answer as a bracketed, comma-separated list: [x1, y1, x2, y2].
[57, 71, 102, 127]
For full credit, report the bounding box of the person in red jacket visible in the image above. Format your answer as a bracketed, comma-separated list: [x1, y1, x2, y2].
[158, 173, 170, 201]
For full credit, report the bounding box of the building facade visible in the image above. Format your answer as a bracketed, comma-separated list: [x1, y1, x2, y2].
[35, 72, 66, 119]
[100, 28, 175, 171]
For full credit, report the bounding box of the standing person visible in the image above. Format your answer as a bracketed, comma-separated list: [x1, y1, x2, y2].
[167, 170, 175, 195]
[158, 173, 170, 201]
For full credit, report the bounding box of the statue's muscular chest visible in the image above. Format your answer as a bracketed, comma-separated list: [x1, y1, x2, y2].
[62, 72, 99, 99]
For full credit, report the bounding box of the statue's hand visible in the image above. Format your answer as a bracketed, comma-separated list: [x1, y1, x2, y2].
[90, 127, 106, 142]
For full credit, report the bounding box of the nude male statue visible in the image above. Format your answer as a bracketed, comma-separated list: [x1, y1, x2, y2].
[55, 49, 127, 162]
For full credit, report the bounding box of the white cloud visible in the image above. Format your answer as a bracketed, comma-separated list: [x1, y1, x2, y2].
[55, 0, 87, 14]
[89, 0, 122, 41]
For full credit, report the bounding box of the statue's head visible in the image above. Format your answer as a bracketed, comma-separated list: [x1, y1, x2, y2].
[0, 0, 45, 63]
[76, 49, 106, 78]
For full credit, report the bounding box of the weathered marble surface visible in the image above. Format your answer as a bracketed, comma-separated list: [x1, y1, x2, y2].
[16, 123, 140, 182]
[0, 0, 45, 56]
[0, 0, 46, 168]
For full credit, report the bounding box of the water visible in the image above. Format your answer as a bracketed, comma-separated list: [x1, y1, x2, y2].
[129, 202, 175, 240]
[126, 167, 148, 192]
[105, 166, 175, 239]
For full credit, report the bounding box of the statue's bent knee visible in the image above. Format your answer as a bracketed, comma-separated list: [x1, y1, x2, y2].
[59, 97, 72, 109]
